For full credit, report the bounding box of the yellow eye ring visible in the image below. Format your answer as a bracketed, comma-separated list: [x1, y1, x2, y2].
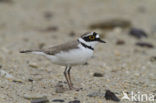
[89, 36, 95, 40]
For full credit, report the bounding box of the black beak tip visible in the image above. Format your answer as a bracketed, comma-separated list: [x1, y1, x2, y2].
[99, 39, 106, 43]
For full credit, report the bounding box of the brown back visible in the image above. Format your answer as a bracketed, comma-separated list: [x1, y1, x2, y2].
[43, 40, 79, 55]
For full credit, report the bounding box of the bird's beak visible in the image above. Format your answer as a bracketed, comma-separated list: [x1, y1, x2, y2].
[98, 39, 106, 43]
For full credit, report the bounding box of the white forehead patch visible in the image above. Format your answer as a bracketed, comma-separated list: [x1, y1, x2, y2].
[96, 35, 99, 38]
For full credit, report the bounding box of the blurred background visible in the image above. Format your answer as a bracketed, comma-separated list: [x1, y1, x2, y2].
[0, 0, 155, 103]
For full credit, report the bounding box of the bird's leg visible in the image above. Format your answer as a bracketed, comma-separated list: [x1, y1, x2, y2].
[67, 66, 73, 87]
[67, 66, 82, 91]
[64, 66, 72, 89]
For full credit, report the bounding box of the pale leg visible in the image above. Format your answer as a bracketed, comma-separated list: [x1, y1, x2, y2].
[64, 66, 72, 89]
[67, 66, 73, 87]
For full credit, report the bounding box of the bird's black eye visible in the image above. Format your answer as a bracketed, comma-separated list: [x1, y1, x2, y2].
[89, 35, 95, 40]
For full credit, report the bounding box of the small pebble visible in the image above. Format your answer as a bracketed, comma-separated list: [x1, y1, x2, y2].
[40, 26, 58, 32]
[116, 40, 125, 45]
[83, 62, 88, 65]
[55, 81, 65, 93]
[38, 43, 45, 49]
[44, 11, 53, 20]
[153, 90, 156, 93]
[105, 90, 120, 102]
[89, 19, 131, 30]
[136, 42, 154, 48]
[68, 100, 80, 103]
[137, 6, 146, 13]
[93, 73, 103, 77]
[52, 99, 65, 102]
[150, 56, 156, 62]
[69, 31, 76, 37]
[23, 38, 29, 42]
[114, 50, 121, 56]
[87, 91, 105, 97]
[0, 0, 12, 3]
[12, 79, 23, 83]
[0, 69, 23, 83]
[28, 78, 34, 82]
[129, 28, 148, 39]
[23, 94, 47, 100]
[98, 100, 103, 103]
[31, 96, 49, 103]
[0, 69, 14, 79]
[29, 63, 38, 68]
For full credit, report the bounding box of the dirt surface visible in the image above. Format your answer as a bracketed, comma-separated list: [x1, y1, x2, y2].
[0, 0, 155, 103]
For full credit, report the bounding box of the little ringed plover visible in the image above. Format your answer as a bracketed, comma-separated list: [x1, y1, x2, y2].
[20, 32, 106, 90]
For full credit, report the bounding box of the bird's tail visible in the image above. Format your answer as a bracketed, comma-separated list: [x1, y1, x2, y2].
[20, 49, 41, 53]
[20, 50, 45, 55]
[20, 50, 34, 53]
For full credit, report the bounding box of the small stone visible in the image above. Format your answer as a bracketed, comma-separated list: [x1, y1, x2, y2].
[31, 96, 49, 103]
[153, 90, 156, 93]
[114, 50, 121, 56]
[52, 99, 65, 102]
[136, 42, 154, 48]
[29, 63, 38, 68]
[44, 11, 53, 20]
[38, 43, 45, 49]
[129, 28, 148, 39]
[105, 90, 120, 102]
[69, 31, 76, 37]
[93, 73, 103, 77]
[23, 94, 47, 100]
[87, 92, 98, 97]
[40, 26, 58, 32]
[23, 38, 29, 42]
[98, 100, 103, 103]
[150, 56, 156, 62]
[0, 69, 14, 79]
[55, 81, 65, 93]
[0, 69, 23, 83]
[0, 0, 13, 3]
[45, 26, 58, 32]
[89, 19, 131, 30]
[28, 78, 34, 82]
[12, 79, 23, 83]
[88, 92, 104, 97]
[68, 100, 80, 103]
[87, 90, 105, 97]
[83, 62, 88, 65]
[137, 6, 146, 13]
[116, 40, 125, 45]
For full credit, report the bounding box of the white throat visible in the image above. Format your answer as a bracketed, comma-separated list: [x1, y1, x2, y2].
[78, 38, 98, 49]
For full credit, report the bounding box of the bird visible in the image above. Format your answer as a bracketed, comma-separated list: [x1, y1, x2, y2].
[20, 32, 106, 90]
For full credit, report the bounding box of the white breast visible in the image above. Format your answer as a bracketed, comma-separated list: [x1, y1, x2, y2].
[45, 44, 94, 66]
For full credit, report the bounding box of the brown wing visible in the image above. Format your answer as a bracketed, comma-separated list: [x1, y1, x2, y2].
[43, 40, 79, 55]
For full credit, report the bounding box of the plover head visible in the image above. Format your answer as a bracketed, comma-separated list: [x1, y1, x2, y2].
[78, 32, 106, 48]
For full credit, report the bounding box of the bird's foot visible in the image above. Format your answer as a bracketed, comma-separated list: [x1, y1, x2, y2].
[69, 86, 83, 91]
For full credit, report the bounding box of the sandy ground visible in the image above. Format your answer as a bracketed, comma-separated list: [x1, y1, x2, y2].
[0, 0, 156, 103]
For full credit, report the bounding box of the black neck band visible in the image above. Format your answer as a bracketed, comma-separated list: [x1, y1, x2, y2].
[78, 40, 94, 51]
